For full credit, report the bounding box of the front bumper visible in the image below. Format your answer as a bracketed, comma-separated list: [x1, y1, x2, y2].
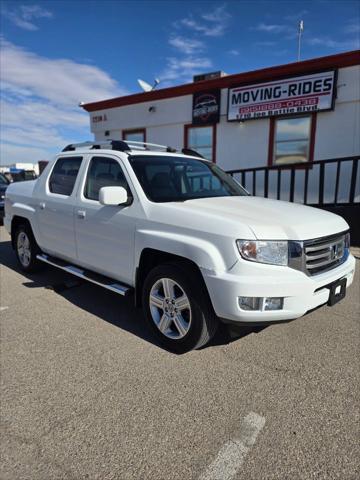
[202, 254, 356, 324]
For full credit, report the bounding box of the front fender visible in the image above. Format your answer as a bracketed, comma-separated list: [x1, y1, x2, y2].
[8, 202, 40, 243]
[136, 229, 233, 273]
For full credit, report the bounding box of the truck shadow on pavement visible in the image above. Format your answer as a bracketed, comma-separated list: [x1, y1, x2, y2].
[0, 239, 265, 353]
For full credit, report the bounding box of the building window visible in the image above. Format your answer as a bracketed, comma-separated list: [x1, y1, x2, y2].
[122, 128, 146, 143]
[185, 125, 216, 162]
[269, 114, 316, 166]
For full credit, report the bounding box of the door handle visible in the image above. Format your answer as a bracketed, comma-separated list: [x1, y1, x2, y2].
[77, 210, 86, 219]
[39, 202, 45, 210]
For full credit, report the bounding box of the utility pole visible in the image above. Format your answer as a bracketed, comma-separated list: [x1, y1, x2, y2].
[297, 20, 304, 61]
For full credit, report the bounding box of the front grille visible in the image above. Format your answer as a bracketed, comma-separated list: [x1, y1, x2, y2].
[304, 232, 347, 276]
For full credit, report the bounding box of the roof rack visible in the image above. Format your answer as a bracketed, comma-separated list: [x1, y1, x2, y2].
[62, 140, 177, 153]
[62, 140, 204, 158]
[125, 140, 177, 153]
[62, 140, 130, 152]
[181, 148, 204, 159]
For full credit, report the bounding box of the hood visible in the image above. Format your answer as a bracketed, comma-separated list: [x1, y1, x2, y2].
[163, 196, 348, 241]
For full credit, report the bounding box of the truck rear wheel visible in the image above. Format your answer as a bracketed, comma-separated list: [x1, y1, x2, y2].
[15, 224, 41, 272]
[142, 264, 218, 353]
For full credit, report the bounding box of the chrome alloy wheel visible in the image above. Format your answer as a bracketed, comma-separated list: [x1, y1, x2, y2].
[17, 231, 31, 267]
[149, 278, 192, 339]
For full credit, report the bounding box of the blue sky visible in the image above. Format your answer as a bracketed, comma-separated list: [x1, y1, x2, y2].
[0, 0, 359, 164]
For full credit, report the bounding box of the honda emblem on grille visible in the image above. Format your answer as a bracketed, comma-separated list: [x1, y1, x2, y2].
[332, 244, 340, 260]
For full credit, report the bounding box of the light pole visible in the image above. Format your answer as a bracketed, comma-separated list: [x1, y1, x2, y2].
[298, 20, 304, 61]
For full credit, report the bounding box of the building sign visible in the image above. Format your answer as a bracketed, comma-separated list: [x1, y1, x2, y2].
[192, 90, 220, 125]
[92, 114, 108, 123]
[227, 70, 336, 121]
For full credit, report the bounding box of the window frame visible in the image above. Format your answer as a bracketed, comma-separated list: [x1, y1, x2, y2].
[47, 155, 83, 197]
[268, 112, 317, 167]
[80, 154, 133, 204]
[184, 123, 217, 163]
[122, 128, 146, 144]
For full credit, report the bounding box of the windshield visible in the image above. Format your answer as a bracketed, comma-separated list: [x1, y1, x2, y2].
[0, 173, 9, 185]
[129, 155, 248, 203]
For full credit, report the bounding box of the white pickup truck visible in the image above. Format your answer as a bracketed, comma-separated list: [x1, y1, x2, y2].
[4, 140, 355, 352]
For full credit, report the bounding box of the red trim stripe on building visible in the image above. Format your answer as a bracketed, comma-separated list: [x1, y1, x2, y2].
[82, 50, 360, 112]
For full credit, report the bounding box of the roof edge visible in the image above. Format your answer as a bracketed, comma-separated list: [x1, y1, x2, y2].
[82, 49, 360, 113]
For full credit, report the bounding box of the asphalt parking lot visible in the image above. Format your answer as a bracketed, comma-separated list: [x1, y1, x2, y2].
[1, 226, 359, 480]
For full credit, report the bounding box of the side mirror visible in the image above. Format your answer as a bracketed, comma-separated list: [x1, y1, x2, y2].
[99, 186, 128, 206]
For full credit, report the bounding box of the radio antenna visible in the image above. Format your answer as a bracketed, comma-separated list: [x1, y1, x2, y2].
[297, 20, 304, 61]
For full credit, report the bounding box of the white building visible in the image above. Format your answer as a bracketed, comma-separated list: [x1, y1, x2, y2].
[81, 49, 360, 244]
[82, 50, 359, 171]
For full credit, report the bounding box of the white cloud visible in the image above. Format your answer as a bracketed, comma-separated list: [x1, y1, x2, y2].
[0, 143, 54, 164]
[2, 4, 53, 31]
[254, 40, 286, 56]
[162, 6, 228, 86]
[2, 125, 68, 149]
[169, 36, 204, 54]
[343, 22, 360, 34]
[228, 49, 240, 56]
[171, 57, 212, 70]
[0, 39, 127, 165]
[1, 98, 88, 129]
[160, 56, 213, 84]
[202, 5, 231, 24]
[306, 36, 360, 50]
[179, 5, 231, 37]
[163, 6, 230, 86]
[0, 39, 126, 106]
[284, 10, 308, 22]
[254, 23, 293, 34]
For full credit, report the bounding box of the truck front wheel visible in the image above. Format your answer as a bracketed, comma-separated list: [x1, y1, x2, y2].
[142, 264, 218, 353]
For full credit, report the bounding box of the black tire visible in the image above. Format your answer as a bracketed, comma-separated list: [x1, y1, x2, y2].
[142, 263, 218, 353]
[14, 224, 41, 272]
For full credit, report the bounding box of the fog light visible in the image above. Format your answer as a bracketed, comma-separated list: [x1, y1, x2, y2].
[264, 297, 283, 311]
[239, 297, 261, 311]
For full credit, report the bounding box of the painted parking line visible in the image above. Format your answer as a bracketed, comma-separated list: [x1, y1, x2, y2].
[199, 412, 266, 480]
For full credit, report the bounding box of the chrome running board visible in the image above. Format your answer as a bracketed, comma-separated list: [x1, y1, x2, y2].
[36, 254, 132, 296]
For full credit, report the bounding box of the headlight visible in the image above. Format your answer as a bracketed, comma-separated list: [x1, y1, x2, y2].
[236, 240, 288, 266]
[344, 232, 350, 249]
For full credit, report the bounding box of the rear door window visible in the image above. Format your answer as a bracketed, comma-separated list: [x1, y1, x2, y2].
[48, 157, 83, 196]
